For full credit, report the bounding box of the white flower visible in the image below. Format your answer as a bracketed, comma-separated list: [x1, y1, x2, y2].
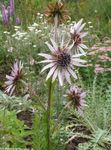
[32, 23, 39, 27]
[8, 47, 13, 52]
[88, 21, 92, 24]
[38, 38, 86, 86]
[70, 19, 88, 55]
[89, 26, 93, 28]
[37, 12, 41, 16]
[33, 45, 37, 48]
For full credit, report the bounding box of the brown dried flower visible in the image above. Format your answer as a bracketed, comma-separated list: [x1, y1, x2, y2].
[45, 1, 69, 25]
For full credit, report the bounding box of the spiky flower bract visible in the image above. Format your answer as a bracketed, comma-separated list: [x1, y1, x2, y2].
[70, 19, 88, 55]
[5, 61, 23, 96]
[45, 1, 69, 25]
[65, 85, 86, 113]
[38, 38, 86, 86]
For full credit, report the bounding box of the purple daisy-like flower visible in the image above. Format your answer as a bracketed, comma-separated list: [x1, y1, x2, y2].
[70, 19, 88, 55]
[65, 85, 86, 114]
[5, 61, 23, 96]
[38, 38, 86, 86]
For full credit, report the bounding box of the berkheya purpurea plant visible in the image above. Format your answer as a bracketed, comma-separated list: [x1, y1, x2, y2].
[38, 0, 88, 150]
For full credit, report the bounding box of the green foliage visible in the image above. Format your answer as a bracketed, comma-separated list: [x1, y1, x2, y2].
[0, 110, 31, 148]
[0, 90, 32, 111]
[78, 128, 111, 150]
[32, 112, 47, 150]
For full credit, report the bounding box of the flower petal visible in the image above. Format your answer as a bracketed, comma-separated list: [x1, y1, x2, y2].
[80, 92, 86, 98]
[77, 23, 86, 33]
[52, 68, 59, 82]
[70, 26, 74, 34]
[50, 38, 58, 51]
[38, 53, 52, 59]
[41, 63, 55, 73]
[58, 70, 63, 86]
[10, 85, 16, 96]
[67, 67, 77, 79]
[74, 19, 83, 32]
[46, 65, 57, 80]
[45, 41, 56, 53]
[5, 84, 13, 93]
[78, 46, 86, 55]
[72, 58, 86, 63]
[64, 70, 71, 84]
[13, 62, 18, 71]
[80, 32, 88, 38]
[79, 44, 88, 49]
[5, 80, 13, 85]
[38, 60, 55, 63]
[72, 61, 85, 67]
[6, 75, 14, 81]
[72, 54, 84, 58]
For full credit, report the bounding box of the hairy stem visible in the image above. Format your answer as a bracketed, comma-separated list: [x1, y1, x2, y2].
[53, 15, 59, 42]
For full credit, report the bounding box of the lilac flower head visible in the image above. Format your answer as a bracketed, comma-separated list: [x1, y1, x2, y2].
[1, 5, 9, 25]
[38, 38, 86, 86]
[16, 17, 21, 26]
[70, 19, 88, 55]
[9, 0, 15, 16]
[65, 85, 86, 114]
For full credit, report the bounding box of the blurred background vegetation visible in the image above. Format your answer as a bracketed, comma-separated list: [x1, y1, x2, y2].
[1, 0, 111, 37]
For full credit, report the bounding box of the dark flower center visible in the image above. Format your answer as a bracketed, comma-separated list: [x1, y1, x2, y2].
[52, 6, 62, 18]
[57, 52, 71, 67]
[73, 95, 81, 107]
[72, 34, 81, 46]
[13, 70, 22, 84]
[68, 91, 81, 107]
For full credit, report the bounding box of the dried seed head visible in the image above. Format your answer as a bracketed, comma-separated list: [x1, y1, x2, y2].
[45, 2, 69, 25]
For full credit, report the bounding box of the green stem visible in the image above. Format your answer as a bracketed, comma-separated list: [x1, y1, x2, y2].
[53, 15, 59, 42]
[47, 80, 52, 150]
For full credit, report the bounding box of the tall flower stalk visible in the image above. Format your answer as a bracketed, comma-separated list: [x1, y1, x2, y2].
[47, 79, 52, 150]
[39, 38, 86, 149]
[44, 1, 69, 149]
